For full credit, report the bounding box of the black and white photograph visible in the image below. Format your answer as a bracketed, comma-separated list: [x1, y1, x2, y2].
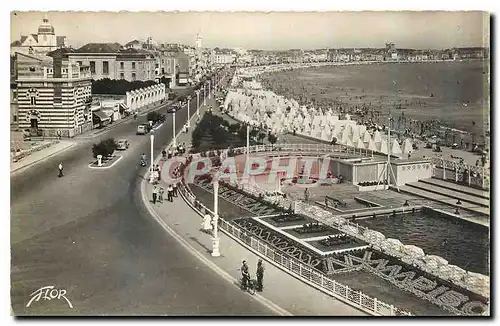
[6, 6, 491, 318]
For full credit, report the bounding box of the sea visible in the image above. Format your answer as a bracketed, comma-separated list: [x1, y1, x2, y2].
[259, 60, 490, 141]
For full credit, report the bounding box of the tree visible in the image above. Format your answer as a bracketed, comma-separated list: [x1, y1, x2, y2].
[258, 132, 266, 143]
[268, 134, 278, 146]
[92, 138, 117, 158]
[146, 111, 165, 124]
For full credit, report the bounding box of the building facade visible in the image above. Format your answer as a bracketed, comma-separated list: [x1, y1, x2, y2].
[10, 17, 66, 56]
[66, 43, 155, 82]
[16, 52, 93, 137]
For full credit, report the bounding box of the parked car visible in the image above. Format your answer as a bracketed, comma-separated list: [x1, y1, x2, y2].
[116, 139, 131, 150]
[136, 124, 148, 135]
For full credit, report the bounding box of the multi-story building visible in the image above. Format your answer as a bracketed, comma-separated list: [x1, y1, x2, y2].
[66, 43, 156, 81]
[213, 49, 237, 65]
[10, 16, 66, 56]
[15, 50, 93, 137]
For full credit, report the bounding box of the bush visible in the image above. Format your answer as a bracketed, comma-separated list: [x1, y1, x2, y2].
[92, 138, 117, 158]
[146, 111, 166, 124]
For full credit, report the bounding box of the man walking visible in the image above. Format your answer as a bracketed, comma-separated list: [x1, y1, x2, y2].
[256, 259, 265, 292]
[58, 162, 64, 177]
[152, 186, 158, 204]
[172, 182, 178, 197]
[167, 184, 174, 202]
[241, 260, 250, 290]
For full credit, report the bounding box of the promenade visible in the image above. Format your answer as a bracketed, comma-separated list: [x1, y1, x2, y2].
[142, 96, 368, 316]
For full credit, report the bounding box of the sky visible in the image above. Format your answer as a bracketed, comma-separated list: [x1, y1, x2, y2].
[10, 11, 489, 51]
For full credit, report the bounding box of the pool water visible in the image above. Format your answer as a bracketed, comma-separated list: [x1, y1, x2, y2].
[358, 212, 489, 275]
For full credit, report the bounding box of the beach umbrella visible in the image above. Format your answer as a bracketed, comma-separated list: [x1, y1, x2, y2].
[391, 139, 403, 155]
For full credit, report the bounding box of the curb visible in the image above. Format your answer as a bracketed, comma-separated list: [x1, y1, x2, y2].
[10, 142, 76, 175]
[88, 155, 123, 170]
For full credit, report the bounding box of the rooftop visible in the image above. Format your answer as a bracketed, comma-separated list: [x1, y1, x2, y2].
[75, 43, 123, 54]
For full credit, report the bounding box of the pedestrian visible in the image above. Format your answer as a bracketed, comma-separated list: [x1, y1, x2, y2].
[152, 186, 158, 204]
[58, 162, 64, 177]
[168, 149, 173, 159]
[256, 259, 265, 292]
[202, 214, 212, 231]
[173, 182, 178, 197]
[157, 165, 162, 181]
[162, 148, 167, 158]
[167, 184, 174, 202]
[158, 186, 164, 203]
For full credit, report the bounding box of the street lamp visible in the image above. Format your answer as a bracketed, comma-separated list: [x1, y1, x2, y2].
[203, 83, 207, 106]
[195, 90, 200, 117]
[173, 109, 177, 148]
[187, 96, 191, 129]
[149, 130, 155, 183]
[208, 80, 211, 99]
[211, 177, 221, 257]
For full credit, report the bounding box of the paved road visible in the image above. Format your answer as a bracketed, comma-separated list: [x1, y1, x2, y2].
[11, 77, 275, 315]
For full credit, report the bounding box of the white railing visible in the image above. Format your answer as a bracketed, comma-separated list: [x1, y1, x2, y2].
[176, 179, 411, 316]
[430, 157, 489, 189]
[182, 145, 489, 307]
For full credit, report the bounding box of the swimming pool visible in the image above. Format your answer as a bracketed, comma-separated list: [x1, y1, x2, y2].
[358, 211, 489, 275]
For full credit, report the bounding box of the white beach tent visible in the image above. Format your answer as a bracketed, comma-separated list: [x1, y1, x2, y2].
[391, 139, 403, 156]
[358, 124, 367, 136]
[345, 136, 355, 148]
[341, 129, 351, 144]
[363, 130, 372, 143]
[402, 138, 413, 153]
[378, 140, 389, 154]
[356, 138, 366, 150]
[367, 138, 378, 152]
[373, 130, 382, 143]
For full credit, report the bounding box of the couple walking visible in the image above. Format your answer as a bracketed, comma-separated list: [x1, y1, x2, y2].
[152, 183, 178, 204]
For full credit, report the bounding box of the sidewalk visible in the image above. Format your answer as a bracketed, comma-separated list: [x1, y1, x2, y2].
[10, 141, 76, 174]
[141, 93, 367, 316]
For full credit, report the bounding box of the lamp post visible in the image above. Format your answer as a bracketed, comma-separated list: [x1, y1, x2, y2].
[187, 96, 191, 129]
[173, 110, 177, 148]
[246, 124, 250, 169]
[203, 83, 207, 106]
[195, 90, 200, 117]
[149, 130, 155, 183]
[211, 177, 221, 257]
[208, 80, 211, 99]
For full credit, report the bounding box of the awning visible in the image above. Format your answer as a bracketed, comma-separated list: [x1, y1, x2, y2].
[93, 110, 111, 121]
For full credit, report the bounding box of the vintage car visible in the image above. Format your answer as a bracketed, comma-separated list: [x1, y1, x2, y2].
[116, 139, 131, 150]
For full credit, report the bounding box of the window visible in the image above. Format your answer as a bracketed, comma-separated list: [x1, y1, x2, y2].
[30, 97, 36, 105]
[103, 61, 109, 74]
[90, 61, 96, 74]
[120, 73, 124, 79]
[120, 62, 124, 69]
[132, 73, 136, 81]
[155, 63, 159, 68]
[132, 62, 136, 69]
[77, 61, 83, 66]
[161, 68, 165, 74]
